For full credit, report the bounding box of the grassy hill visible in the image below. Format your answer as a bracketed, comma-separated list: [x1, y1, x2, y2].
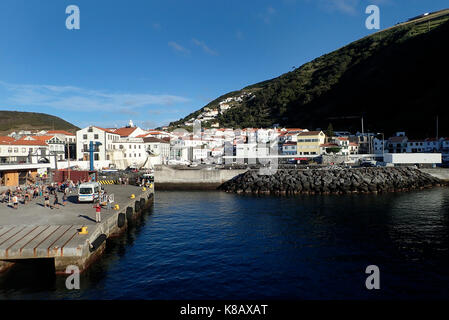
[170, 9, 449, 138]
[0, 111, 79, 135]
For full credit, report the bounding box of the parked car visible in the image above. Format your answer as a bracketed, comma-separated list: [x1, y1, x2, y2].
[360, 161, 375, 167]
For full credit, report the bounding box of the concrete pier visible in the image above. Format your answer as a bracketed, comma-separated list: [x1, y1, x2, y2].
[0, 184, 153, 274]
[419, 168, 449, 181]
[154, 165, 247, 190]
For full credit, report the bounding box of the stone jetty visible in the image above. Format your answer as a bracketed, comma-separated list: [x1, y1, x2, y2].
[219, 167, 445, 195]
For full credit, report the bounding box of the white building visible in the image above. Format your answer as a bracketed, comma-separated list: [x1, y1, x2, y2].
[143, 137, 170, 165]
[19, 135, 66, 160]
[235, 143, 270, 159]
[333, 137, 350, 155]
[0, 140, 50, 164]
[76, 126, 120, 162]
[406, 140, 426, 153]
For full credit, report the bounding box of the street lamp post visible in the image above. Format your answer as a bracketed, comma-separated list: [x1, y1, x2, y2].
[377, 132, 385, 161]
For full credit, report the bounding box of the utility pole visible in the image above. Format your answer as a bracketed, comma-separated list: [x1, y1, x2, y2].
[67, 140, 71, 181]
[361, 117, 364, 136]
[436, 115, 439, 140]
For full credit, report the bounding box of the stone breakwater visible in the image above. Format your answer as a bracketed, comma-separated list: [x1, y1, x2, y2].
[218, 167, 446, 195]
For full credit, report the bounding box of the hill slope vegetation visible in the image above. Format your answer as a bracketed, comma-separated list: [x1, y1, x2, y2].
[170, 10, 449, 138]
[0, 111, 79, 134]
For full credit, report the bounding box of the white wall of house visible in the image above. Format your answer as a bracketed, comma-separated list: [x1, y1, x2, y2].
[76, 126, 120, 162]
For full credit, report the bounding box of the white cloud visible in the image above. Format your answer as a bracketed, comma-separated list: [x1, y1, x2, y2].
[259, 6, 277, 24]
[0, 81, 190, 113]
[168, 41, 190, 54]
[327, 0, 359, 15]
[192, 39, 218, 56]
[299, 0, 363, 15]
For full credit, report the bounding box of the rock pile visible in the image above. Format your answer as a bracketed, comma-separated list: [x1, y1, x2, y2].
[218, 167, 444, 195]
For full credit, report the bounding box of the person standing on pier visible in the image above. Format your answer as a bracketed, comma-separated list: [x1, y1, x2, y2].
[62, 192, 67, 206]
[12, 194, 18, 209]
[94, 203, 101, 223]
[44, 192, 50, 208]
[53, 193, 60, 209]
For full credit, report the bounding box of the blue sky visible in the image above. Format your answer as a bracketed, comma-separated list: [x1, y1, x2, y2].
[0, 0, 447, 129]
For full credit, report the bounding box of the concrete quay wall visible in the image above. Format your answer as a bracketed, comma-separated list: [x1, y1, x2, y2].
[154, 166, 247, 190]
[419, 168, 449, 181]
[0, 186, 154, 274]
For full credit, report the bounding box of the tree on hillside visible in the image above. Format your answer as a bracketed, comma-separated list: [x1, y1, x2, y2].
[325, 123, 334, 138]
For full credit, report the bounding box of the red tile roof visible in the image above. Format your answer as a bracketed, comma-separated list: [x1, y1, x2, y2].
[298, 131, 323, 136]
[0, 136, 14, 142]
[93, 126, 118, 134]
[113, 127, 138, 137]
[320, 143, 339, 147]
[47, 130, 75, 136]
[30, 135, 55, 142]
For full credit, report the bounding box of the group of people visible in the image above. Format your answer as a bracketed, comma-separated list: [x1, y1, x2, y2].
[0, 180, 79, 210]
[118, 177, 130, 185]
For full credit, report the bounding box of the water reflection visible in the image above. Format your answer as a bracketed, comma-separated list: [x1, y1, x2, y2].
[1, 189, 449, 299]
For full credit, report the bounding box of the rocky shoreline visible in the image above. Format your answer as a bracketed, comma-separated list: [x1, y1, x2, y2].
[218, 167, 446, 195]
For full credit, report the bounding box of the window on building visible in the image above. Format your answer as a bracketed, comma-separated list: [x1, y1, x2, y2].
[94, 134, 99, 140]
[94, 153, 99, 161]
[83, 134, 87, 139]
[88, 127, 93, 132]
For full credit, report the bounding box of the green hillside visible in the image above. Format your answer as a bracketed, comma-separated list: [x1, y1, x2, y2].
[170, 9, 449, 138]
[0, 111, 79, 134]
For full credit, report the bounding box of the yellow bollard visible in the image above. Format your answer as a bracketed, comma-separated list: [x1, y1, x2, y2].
[130, 194, 135, 199]
[142, 187, 146, 191]
[114, 204, 120, 210]
[150, 183, 153, 188]
[79, 226, 88, 235]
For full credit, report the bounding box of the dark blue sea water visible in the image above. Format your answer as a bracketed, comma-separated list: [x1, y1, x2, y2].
[1, 188, 449, 299]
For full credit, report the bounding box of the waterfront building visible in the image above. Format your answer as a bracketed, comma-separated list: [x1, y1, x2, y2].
[333, 137, 350, 155]
[386, 134, 408, 153]
[46, 130, 77, 160]
[0, 140, 50, 164]
[406, 139, 426, 153]
[373, 138, 385, 155]
[319, 143, 341, 155]
[18, 135, 66, 160]
[297, 131, 326, 155]
[424, 138, 440, 152]
[349, 142, 359, 155]
[76, 126, 120, 162]
[282, 141, 297, 155]
[143, 137, 171, 165]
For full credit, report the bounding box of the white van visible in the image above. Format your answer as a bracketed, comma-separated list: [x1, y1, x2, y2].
[78, 182, 103, 203]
